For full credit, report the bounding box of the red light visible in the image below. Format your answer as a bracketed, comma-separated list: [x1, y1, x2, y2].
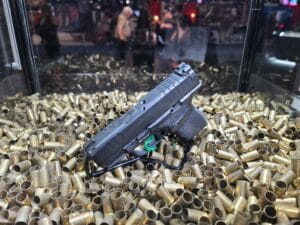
[190, 12, 196, 18]
[279, 24, 285, 29]
[153, 15, 159, 22]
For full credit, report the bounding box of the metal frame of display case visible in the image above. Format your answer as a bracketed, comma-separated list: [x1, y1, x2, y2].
[237, 0, 264, 92]
[1, 0, 22, 71]
[8, 0, 41, 93]
[0, 0, 30, 99]
[239, 0, 300, 112]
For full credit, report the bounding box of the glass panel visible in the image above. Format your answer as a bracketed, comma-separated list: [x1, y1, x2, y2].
[26, 0, 249, 95]
[0, 0, 14, 75]
[249, 1, 300, 109]
[0, 0, 28, 99]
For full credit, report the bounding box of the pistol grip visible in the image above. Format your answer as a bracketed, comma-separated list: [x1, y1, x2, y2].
[175, 107, 207, 141]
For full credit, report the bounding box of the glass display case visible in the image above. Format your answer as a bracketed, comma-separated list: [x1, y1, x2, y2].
[3, 0, 300, 102]
[4, 0, 300, 114]
[22, 0, 250, 95]
[1, 2, 300, 225]
[247, 0, 300, 112]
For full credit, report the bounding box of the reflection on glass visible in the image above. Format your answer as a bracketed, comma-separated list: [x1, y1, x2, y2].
[0, 0, 28, 98]
[28, 0, 60, 58]
[251, 1, 300, 95]
[26, 0, 250, 95]
[0, 0, 14, 75]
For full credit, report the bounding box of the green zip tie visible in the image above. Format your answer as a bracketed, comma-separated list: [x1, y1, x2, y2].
[144, 135, 157, 152]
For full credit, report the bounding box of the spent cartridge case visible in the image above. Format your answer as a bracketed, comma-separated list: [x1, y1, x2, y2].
[260, 168, 272, 186]
[276, 205, 300, 219]
[159, 207, 173, 223]
[177, 176, 199, 187]
[103, 176, 123, 187]
[169, 219, 185, 225]
[213, 196, 226, 217]
[71, 174, 86, 193]
[270, 155, 290, 166]
[141, 210, 157, 224]
[69, 211, 95, 225]
[227, 169, 244, 183]
[290, 151, 300, 176]
[155, 199, 168, 210]
[114, 210, 127, 225]
[173, 191, 194, 206]
[275, 198, 297, 208]
[43, 142, 63, 149]
[145, 181, 158, 192]
[242, 140, 263, 152]
[101, 194, 113, 216]
[94, 212, 104, 225]
[233, 196, 247, 212]
[63, 157, 77, 172]
[65, 142, 82, 158]
[240, 150, 261, 162]
[0, 159, 10, 176]
[156, 184, 174, 205]
[12, 160, 31, 173]
[260, 191, 276, 206]
[128, 182, 141, 194]
[49, 208, 62, 225]
[272, 180, 287, 197]
[15, 206, 32, 225]
[163, 169, 174, 183]
[33, 193, 51, 206]
[37, 216, 53, 225]
[236, 181, 248, 198]
[101, 216, 114, 225]
[130, 174, 147, 187]
[61, 208, 71, 225]
[171, 204, 183, 218]
[276, 169, 296, 185]
[138, 198, 158, 214]
[203, 199, 214, 212]
[276, 212, 290, 225]
[216, 150, 236, 161]
[182, 208, 208, 223]
[91, 195, 102, 211]
[114, 167, 126, 180]
[125, 208, 143, 225]
[216, 190, 234, 213]
[16, 192, 31, 206]
[223, 161, 241, 175]
[164, 183, 184, 193]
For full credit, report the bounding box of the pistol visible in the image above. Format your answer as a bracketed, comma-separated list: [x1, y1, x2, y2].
[85, 63, 207, 176]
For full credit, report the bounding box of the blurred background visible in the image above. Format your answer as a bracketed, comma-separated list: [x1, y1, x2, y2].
[1, 0, 300, 110]
[24, 0, 249, 94]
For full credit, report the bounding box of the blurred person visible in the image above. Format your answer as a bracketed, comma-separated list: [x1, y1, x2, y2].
[157, 8, 175, 45]
[31, 0, 60, 58]
[115, 6, 134, 61]
[73, 0, 92, 33]
[134, 2, 150, 44]
[136, 2, 150, 30]
[168, 16, 191, 63]
[155, 15, 191, 72]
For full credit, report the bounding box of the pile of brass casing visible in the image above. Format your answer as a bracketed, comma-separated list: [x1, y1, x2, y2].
[0, 91, 300, 225]
[41, 54, 236, 95]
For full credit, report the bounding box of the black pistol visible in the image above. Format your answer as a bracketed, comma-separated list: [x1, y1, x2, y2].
[85, 62, 207, 176]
